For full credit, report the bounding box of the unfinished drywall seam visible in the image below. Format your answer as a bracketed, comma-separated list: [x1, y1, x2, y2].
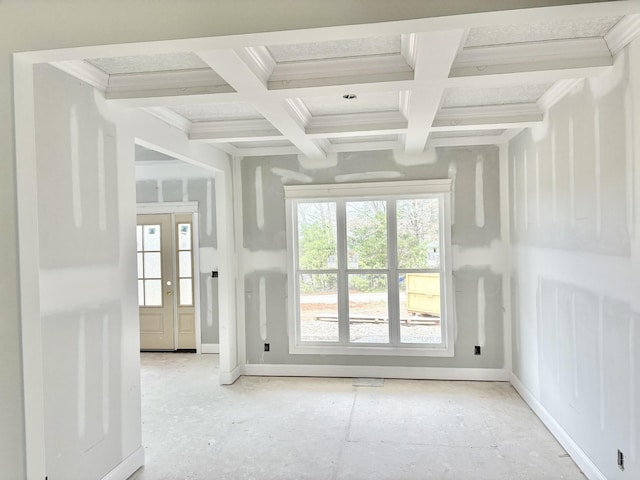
[569, 116, 576, 228]
[206, 179, 213, 236]
[594, 106, 602, 236]
[570, 293, 578, 400]
[551, 129, 557, 225]
[625, 86, 635, 239]
[259, 276, 267, 341]
[554, 285, 560, 385]
[475, 155, 485, 228]
[101, 313, 109, 436]
[70, 105, 82, 228]
[598, 295, 605, 432]
[97, 127, 106, 232]
[77, 312, 86, 439]
[512, 155, 518, 231]
[477, 276, 486, 347]
[523, 149, 528, 229]
[255, 165, 265, 230]
[535, 149, 541, 227]
[630, 314, 636, 461]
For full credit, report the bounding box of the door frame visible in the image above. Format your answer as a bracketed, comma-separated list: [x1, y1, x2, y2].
[137, 202, 202, 353]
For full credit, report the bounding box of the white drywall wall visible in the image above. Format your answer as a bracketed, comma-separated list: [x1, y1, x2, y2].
[32, 63, 142, 479]
[508, 39, 640, 479]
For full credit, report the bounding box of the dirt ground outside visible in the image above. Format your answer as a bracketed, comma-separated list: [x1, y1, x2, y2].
[299, 291, 442, 343]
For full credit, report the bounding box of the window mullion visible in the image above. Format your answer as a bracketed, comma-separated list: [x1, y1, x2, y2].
[387, 199, 400, 346]
[336, 200, 349, 344]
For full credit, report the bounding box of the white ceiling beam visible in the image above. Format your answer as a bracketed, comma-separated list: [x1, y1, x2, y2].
[432, 103, 543, 131]
[196, 48, 326, 159]
[404, 30, 466, 154]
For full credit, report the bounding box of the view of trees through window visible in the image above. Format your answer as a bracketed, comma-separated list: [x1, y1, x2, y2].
[296, 197, 443, 345]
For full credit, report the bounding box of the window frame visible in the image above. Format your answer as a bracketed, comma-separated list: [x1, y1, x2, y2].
[284, 180, 455, 357]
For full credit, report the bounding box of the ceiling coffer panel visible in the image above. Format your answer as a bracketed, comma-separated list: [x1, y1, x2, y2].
[87, 52, 210, 75]
[465, 16, 622, 47]
[267, 35, 401, 63]
[441, 84, 553, 108]
[303, 92, 400, 116]
[170, 102, 262, 122]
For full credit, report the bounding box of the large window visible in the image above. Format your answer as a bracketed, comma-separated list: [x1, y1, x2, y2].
[285, 180, 454, 356]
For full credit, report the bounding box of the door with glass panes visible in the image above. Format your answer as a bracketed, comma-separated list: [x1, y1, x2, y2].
[137, 213, 196, 350]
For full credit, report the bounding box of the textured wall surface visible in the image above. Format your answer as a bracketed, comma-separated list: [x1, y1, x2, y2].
[509, 41, 640, 479]
[240, 146, 507, 367]
[136, 175, 220, 344]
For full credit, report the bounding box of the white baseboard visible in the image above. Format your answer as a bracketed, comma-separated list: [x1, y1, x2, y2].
[200, 343, 219, 354]
[101, 446, 145, 480]
[510, 373, 606, 480]
[219, 364, 242, 385]
[242, 364, 510, 381]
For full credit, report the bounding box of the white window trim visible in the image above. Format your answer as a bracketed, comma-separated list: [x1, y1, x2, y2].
[284, 180, 455, 357]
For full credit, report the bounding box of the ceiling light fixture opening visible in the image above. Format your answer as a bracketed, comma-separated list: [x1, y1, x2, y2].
[342, 94, 357, 100]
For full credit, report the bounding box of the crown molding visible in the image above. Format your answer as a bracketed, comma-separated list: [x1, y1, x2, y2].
[243, 46, 277, 83]
[536, 78, 583, 112]
[285, 98, 312, 127]
[50, 60, 109, 92]
[604, 14, 640, 56]
[141, 106, 192, 132]
[400, 33, 418, 69]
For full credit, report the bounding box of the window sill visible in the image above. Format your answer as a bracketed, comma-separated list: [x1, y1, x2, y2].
[289, 343, 455, 357]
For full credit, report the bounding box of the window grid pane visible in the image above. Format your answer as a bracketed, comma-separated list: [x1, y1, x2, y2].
[178, 223, 192, 251]
[298, 273, 339, 342]
[297, 202, 337, 270]
[143, 225, 161, 251]
[348, 274, 389, 343]
[396, 198, 440, 269]
[179, 278, 193, 306]
[400, 273, 442, 344]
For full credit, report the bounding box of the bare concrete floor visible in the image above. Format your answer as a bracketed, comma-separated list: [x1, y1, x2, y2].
[129, 353, 585, 480]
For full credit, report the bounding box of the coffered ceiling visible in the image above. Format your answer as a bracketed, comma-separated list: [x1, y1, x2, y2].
[52, 6, 640, 161]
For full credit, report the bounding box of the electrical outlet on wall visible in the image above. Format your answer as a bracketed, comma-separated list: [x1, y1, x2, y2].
[264, 343, 270, 352]
[474, 345, 481, 355]
[617, 449, 624, 471]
